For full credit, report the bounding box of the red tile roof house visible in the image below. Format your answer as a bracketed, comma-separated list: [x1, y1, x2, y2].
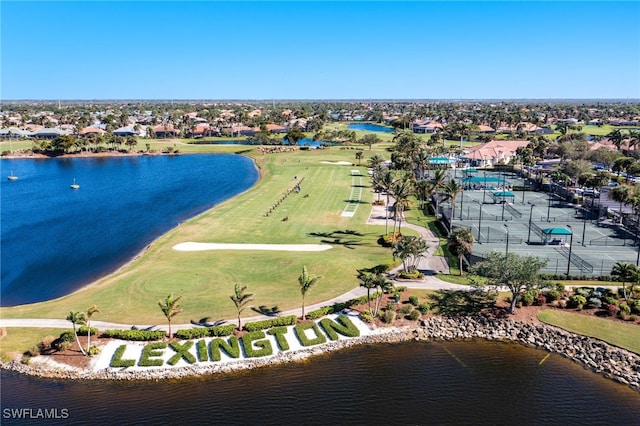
[78, 126, 106, 137]
[185, 124, 220, 138]
[461, 140, 530, 168]
[153, 125, 180, 138]
[412, 120, 444, 134]
[265, 124, 287, 134]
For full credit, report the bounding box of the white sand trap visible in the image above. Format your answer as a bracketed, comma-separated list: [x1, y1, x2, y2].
[173, 242, 332, 252]
[320, 161, 353, 165]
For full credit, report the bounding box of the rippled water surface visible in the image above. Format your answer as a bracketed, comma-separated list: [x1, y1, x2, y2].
[2, 341, 639, 425]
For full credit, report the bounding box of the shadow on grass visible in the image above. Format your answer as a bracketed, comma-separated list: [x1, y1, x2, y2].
[430, 289, 498, 316]
[251, 305, 281, 316]
[190, 317, 227, 327]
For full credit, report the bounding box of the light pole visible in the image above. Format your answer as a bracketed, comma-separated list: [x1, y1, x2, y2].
[566, 225, 573, 276]
[482, 172, 487, 204]
[547, 192, 552, 222]
[527, 203, 536, 244]
[475, 200, 483, 243]
[504, 224, 510, 258]
[459, 182, 464, 219]
[581, 205, 588, 246]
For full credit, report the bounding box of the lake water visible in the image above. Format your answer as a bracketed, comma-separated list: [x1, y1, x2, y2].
[1, 340, 639, 425]
[347, 123, 395, 133]
[0, 155, 258, 306]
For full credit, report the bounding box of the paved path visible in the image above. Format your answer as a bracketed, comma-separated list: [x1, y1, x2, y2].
[1, 194, 460, 331]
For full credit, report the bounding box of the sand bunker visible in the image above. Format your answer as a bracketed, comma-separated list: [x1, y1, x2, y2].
[320, 161, 353, 165]
[173, 242, 332, 252]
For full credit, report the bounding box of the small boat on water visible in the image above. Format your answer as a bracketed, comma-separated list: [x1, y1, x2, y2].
[70, 178, 80, 189]
[7, 171, 18, 181]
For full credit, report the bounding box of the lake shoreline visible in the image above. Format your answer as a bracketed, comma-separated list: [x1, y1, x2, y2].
[2, 317, 638, 392]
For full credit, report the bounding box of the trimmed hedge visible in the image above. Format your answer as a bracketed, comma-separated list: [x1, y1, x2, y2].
[267, 326, 290, 351]
[244, 315, 297, 332]
[318, 314, 360, 340]
[294, 322, 327, 346]
[110, 345, 135, 368]
[174, 324, 235, 340]
[241, 331, 273, 358]
[306, 293, 380, 320]
[167, 341, 196, 365]
[138, 342, 167, 367]
[77, 326, 99, 336]
[101, 329, 166, 341]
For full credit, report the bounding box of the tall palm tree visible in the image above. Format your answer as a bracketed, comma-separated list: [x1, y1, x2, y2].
[607, 129, 625, 152]
[158, 293, 184, 339]
[230, 284, 254, 330]
[298, 266, 321, 320]
[442, 179, 463, 231]
[448, 228, 474, 276]
[355, 151, 364, 165]
[611, 185, 633, 224]
[358, 272, 377, 313]
[66, 311, 87, 356]
[391, 176, 414, 236]
[372, 273, 394, 317]
[378, 169, 397, 234]
[85, 305, 100, 354]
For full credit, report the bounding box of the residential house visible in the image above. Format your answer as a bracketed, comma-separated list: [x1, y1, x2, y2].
[460, 140, 530, 168]
[30, 128, 68, 139]
[153, 125, 179, 138]
[113, 126, 139, 137]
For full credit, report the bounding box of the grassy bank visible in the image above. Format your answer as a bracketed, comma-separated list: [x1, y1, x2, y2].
[538, 309, 640, 355]
[0, 145, 397, 326]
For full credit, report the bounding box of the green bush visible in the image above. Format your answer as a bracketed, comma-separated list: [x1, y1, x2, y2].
[605, 297, 620, 307]
[209, 337, 240, 361]
[587, 297, 602, 309]
[418, 303, 431, 314]
[381, 309, 396, 324]
[306, 307, 332, 320]
[58, 331, 76, 343]
[544, 290, 561, 302]
[575, 287, 592, 298]
[409, 309, 422, 320]
[398, 304, 413, 315]
[77, 326, 99, 336]
[319, 314, 360, 340]
[88, 346, 101, 356]
[569, 295, 587, 309]
[167, 341, 196, 365]
[619, 303, 631, 315]
[101, 329, 166, 341]
[244, 315, 297, 332]
[631, 300, 640, 314]
[395, 286, 407, 293]
[521, 289, 538, 307]
[408, 295, 419, 306]
[359, 310, 374, 323]
[174, 324, 235, 340]
[267, 327, 290, 351]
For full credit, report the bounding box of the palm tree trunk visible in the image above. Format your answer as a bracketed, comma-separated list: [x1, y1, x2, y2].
[73, 324, 87, 356]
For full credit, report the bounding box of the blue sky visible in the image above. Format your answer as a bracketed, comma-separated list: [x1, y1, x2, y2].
[2, 1, 639, 100]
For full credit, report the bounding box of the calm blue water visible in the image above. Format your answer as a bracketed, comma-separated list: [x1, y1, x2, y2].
[0, 155, 258, 307]
[347, 123, 395, 133]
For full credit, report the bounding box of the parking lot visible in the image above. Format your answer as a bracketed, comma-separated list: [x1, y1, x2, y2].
[443, 170, 640, 277]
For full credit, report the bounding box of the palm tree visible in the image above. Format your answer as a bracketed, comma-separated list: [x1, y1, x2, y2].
[66, 311, 87, 356]
[358, 272, 377, 312]
[158, 293, 184, 339]
[610, 185, 633, 224]
[611, 262, 638, 301]
[298, 266, 321, 320]
[230, 284, 254, 330]
[607, 129, 625, 152]
[447, 228, 474, 276]
[85, 305, 100, 354]
[391, 176, 414, 235]
[355, 151, 364, 165]
[378, 169, 397, 234]
[442, 179, 463, 231]
[372, 273, 394, 317]
[392, 235, 428, 274]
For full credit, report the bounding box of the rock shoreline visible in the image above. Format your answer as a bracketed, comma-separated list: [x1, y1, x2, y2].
[2, 317, 639, 391]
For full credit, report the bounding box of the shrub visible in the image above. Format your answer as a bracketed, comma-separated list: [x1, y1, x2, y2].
[398, 304, 413, 315]
[209, 324, 236, 337]
[544, 290, 560, 302]
[409, 309, 422, 320]
[619, 303, 631, 315]
[174, 324, 235, 340]
[306, 307, 332, 320]
[319, 315, 360, 339]
[244, 315, 297, 331]
[569, 295, 586, 309]
[607, 303, 620, 317]
[359, 310, 374, 323]
[535, 293, 547, 306]
[58, 331, 75, 343]
[521, 291, 536, 307]
[167, 341, 196, 365]
[629, 314, 638, 322]
[294, 322, 327, 346]
[77, 326, 99, 336]
[558, 299, 568, 309]
[101, 329, 166, 341]
[382, 309, 396, 324]
[395, 286, 407, 293]
[630, 300, 640, 315]
[88, 346, 101, 356]
[418, 303, 431, 314]
[587, 297, 602, 309]
[27, 345, 41, 357]
[241, 331, 273, 358]
[575, 287, 592, 298]
[605, 297, 620, 307]
[408, 295, 419, 306]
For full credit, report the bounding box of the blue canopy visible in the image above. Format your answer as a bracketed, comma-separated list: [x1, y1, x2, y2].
[542, 227, 573, 235]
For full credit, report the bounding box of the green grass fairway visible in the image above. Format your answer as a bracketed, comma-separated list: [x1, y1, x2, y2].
[538, 309, 640, 355]
[0, 146, 399, 325]
[0, 328, 66, 362]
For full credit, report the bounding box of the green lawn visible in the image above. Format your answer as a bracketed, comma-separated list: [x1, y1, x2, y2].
[538, 309, 640, 355]
[0, 328, 66, 362]
[0, 146, 397, 326]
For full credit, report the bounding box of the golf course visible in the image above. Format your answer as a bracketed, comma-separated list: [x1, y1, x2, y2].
[0, 143, 412, 326]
